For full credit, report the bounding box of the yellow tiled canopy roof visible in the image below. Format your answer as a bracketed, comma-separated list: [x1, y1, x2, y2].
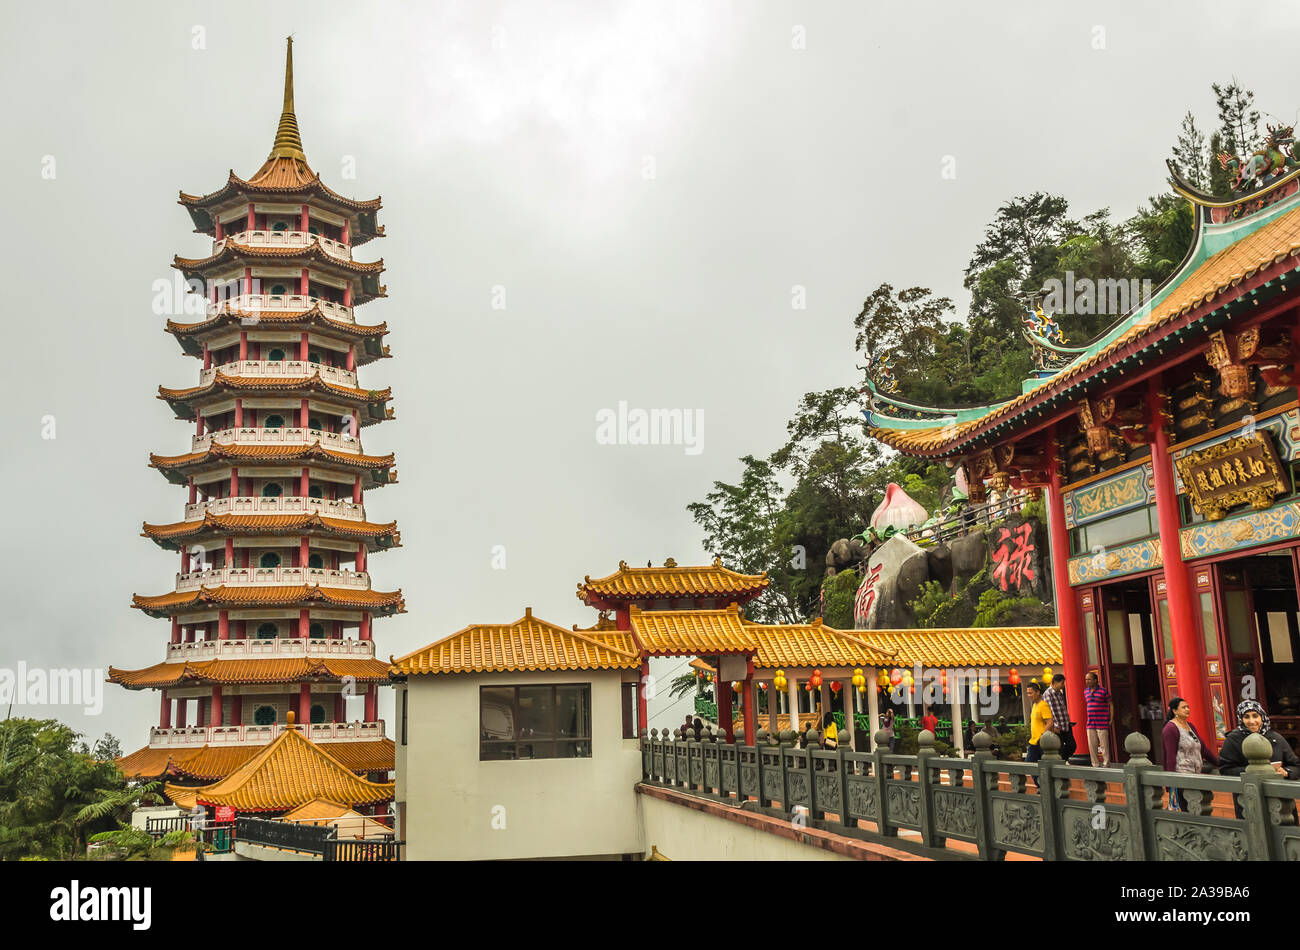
[109, 656, 393, 689]
[745, 620, 893, 670]
[163, 723, 393, 813]
[132, 585, 405, 616]
[578, 557, 768, 603]
[627, 605, 758, 656]
[390, 609, 641, 675]
[280, 797, 355, 822]
[854, 627, 1061, 668]
[118, 737, 394, 782]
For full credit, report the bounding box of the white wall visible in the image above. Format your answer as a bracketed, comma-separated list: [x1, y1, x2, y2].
[636, 792, 854, 861]
[396, 668, 643, 860]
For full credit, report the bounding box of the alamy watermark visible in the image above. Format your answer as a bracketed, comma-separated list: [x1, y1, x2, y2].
[1040, 271, 1154, 317]
[595, 401, 704, 456]
[0, 663, 104, 715]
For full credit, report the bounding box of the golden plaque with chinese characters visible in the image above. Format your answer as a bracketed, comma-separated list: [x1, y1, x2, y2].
[1174, 432, 1290, 521]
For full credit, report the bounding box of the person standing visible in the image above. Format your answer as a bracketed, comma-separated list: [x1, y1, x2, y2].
[1025, 682, 1053, 765]
[1161, 697, 1218, 810]
[1043, 673, 1076, 761]
[1082, 671, 1112, 767]
[920, 706, 939, 737]
[881, 708, 896, 753]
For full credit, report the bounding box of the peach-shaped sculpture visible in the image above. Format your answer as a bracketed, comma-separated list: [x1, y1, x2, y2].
[870, 482, 928, 532]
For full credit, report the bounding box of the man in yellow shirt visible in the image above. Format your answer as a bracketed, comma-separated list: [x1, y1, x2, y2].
[1025, 681, 1054, 765]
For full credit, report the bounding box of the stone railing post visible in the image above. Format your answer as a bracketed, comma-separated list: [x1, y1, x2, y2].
[969, 730, 1002, 861]
[915, 729, 943, 848]
[1120, 732, 1159, 860]
[807, 730, 824, 820]
[872, 728, 896, 838]
[643, 729, 653, 781]
[1239, 731, 1278, 861]
[1037, 731, 1065, 860]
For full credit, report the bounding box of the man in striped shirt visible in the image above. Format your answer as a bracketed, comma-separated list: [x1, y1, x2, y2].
[1083, 671, 1112, 767]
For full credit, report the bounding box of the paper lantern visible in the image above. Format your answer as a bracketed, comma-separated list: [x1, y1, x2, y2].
[774, 670, 787, 690]
[1043, 667, 1053, 680]
[810, 669, 824, 688]
[890, 669, 903, 686]
[759, 682, 767, 691]
[1008, 668, 1020, 686]
[993, 684, 1002, 693]
[858, 685, 866, 694]
[831, 681, 841, 693]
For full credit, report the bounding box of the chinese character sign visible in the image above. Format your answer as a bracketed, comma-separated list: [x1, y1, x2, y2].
[991, 522, 1038, 593]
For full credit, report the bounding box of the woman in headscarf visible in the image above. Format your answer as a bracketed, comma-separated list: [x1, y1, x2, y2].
[1217, 699, 1300, 779]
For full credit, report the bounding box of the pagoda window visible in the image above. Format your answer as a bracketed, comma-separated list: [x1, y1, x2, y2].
[253, 705, 277, 725]
[309, 622, 325, 637]
[267, 347, 287, 362]
[310, 704, 326, 724]
[272, 221, 289, 232]
[308, 223, 320, 236]
[308, 485, 323, 499]
[259, 552, 282, 568]
[264, 414, 285, 429]
[262, 482, 283, 497]
[269, 284, 288, 297]
[308, 553, 324, 569]
[308, 350, 322, 364]
[308, 416, 322, 430]
[256, 622, 278, 639]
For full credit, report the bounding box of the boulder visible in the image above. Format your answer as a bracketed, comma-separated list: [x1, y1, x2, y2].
[950, 529, 987, 580]
[829, 538, 853, 567]
[896, 550, 932, 606]
[848, 537, 867, 562]
[855, 533, 924, 629]
[927, 542, 954, 592]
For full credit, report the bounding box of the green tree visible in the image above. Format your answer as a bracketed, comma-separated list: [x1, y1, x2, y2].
[1171, 111, 1208, 190]
[1212, 78, 1261, 160]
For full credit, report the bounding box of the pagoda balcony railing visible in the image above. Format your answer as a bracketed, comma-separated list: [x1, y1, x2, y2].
[904, 490, 1029, 545]
[166, 637, 376, 663]
[192, 426, 363, 455]
[148, 719, 387, 749]
[216, 229, 352, 261]
[207, 293, 353, 324]
[174, 566, 371, 592]
[185, 495, 366, 522]
[200, 359, 358, 389]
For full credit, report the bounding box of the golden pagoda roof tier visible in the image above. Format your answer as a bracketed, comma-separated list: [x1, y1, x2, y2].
[157, 372, 393, 424]
[142, 512, 400, 552]
[577, 557, 769, 606]
[166, 308, 389, 362]
[854, 627, 1062, 668]
[108, 656, 395, 689]
[131, 584, 405, 618]
[626, 604, 758, 657]
[173, 239, 386, 276]
[162, 722, 393, 813]
[280, 797, 354, 822]
[743, 620, 893, 670]
[870, 202, 1300, 457]
[149, 442, 395, 484]
[117, 738, 394, 782]
[390, 608, 641, 675]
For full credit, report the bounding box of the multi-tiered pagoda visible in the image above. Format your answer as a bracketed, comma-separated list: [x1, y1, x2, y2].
[113, 39, 402, 794]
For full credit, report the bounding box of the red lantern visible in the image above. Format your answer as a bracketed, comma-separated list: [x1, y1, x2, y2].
[831, 681, 841, 693]
[993, 684, 1002, 693]
[889, 668, 903, 686]
[759, 682, 767, 691]
[1008, 668, 1020, 687]
[810, 669, 823, 688]
[940, 670, 948, 685]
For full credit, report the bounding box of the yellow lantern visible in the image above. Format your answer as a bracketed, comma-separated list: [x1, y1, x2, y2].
[774, 669, 787, 691]
[1043, 667, 1053, 680]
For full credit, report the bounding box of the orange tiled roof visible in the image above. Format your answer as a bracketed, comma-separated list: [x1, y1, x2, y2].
[166, 307, 388, 340]
[627, 604, 758, 656]
[578, 558, 769, 603]
[280, 797, 354, 822]
[150, 442, 394, 472]
[745, 620, 893, 670]
[854, 627, 1062, 667]
[108, 656, 394, 689]
[871, 203, 1300, 456]
[117, 738, 394, 781]
[131, 585, 404, 616]
[179, 167, 382, 214]
[158, 372, 391, 405]
[162, 725, 393, 812]
[390, 609, 641, 675]
[141, 512, 399, 548]
[173, 239, 385, 275]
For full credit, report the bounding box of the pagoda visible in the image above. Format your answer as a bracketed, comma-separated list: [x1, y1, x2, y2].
[112, 38, 402, 794]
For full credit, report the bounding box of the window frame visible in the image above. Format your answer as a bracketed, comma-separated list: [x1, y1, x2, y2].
[479, 683, 593, 761]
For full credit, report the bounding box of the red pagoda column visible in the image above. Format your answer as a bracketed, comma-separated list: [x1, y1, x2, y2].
[299, 684, 311, 724]
[717, 678, 734, 741]
[210, 685, 222, 726]
[364, 684, 377, 722]
[1047, 443, 1087, 757]
[1148, 377, 1213, 737]
[159, 691, 171, 729]
[742, 656, 756, 745]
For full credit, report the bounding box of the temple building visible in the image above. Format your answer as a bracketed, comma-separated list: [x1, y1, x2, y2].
[112, 38, 401, 796]
[864, 139, 1300, 759]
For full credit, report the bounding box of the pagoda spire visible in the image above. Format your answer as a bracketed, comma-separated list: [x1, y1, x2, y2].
[269, 36, 307, 162]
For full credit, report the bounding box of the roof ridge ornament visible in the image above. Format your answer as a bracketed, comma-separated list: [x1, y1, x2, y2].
[268, 36, 308, 163]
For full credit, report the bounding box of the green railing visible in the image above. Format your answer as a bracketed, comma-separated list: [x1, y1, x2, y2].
[639, 727, 1300, 861]
[693, 697, 718, 721]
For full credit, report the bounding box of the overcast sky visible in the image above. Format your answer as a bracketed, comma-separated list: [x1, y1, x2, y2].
[3, 1, 1299, 744]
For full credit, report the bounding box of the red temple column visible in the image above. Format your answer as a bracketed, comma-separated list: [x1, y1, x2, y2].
[203, 342, 212, 369]
[176, 698, 188, 728]
[211, 685, 223, 726]
[218, 610, 230, 639]
[229, 466, 239, 497]
[299, 608, 310, 638]
[188, 476, 196, 505]
[1148, 377, 1213, 737]
[343, 283, 352, 307]
[181, 547, 190, 573]
[300, 537, 310, 568]
[364, 683, 377, 721]
[231, 695, 242, 726]
[717, 677, 734, 741]
[341, 219, 349, 244]
[160, 690, 171, 729]
[171, 617, 181, 644]
[239, 330, 247, 361]
[638, 659, 649, 736]
[1047, 447, 1087, 757]
[246, 202, 255, 232]
[347, 345, 355, 371]
[225, 538, 234, 564]
[742, 656, 756, 745]
[356, 543, 367, 572]
[300, 203, 309, 231]
[353, 475, 362, 503]
[234, 398, 243, 428]
[299, 467, 310, 497]
[334, 694, 345, 722]
[243, 265, 252, 296]
[300, 398, 309, 428]
[359, 612, 371, 640]
[299, 327, 309, 358]
[299, 683, 311, 724]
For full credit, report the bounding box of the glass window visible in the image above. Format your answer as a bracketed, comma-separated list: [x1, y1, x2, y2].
[308, 554, 324, 569]
[259, 552, 281, 568]
[1106, 609, 1129, 663]
[308, 350, 322, 364]
[1158, 599, 1173, 661]
[261, 482, 283, 498]
[1129, 614, 1147, 666]
[1200, 592, 1219, 657]
[308, 485, 323, 499]
[264, 414, 285, 429]
[308, 417, 322, 430]
[253, 705, 276, 725]
[1083, 610, 1098, 666]
[1078, 505, 1157, 552]
[267, 347, 287, 361]
[479, 684, 592, 761]
[309, 622, 325, 637]
[269, 284, 288, 296]
[310, 703, 326, 724]
[272, 221, 288, 232]
[1224, 590, 1253, 654]
[256, 622, 277, 639]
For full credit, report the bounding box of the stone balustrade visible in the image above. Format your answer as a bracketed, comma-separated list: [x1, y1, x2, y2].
[184, 495, 366, 522]
[192, 426, 362, 455]
[199, 359, 357, 388]
[166, 637, 375, 663]
[174, 566, 370, 592]
[207, 293, 353, 324]
[216, 229, 352, 260]
[148, 719, 387, 749]
[640, 727, 1300, 861]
